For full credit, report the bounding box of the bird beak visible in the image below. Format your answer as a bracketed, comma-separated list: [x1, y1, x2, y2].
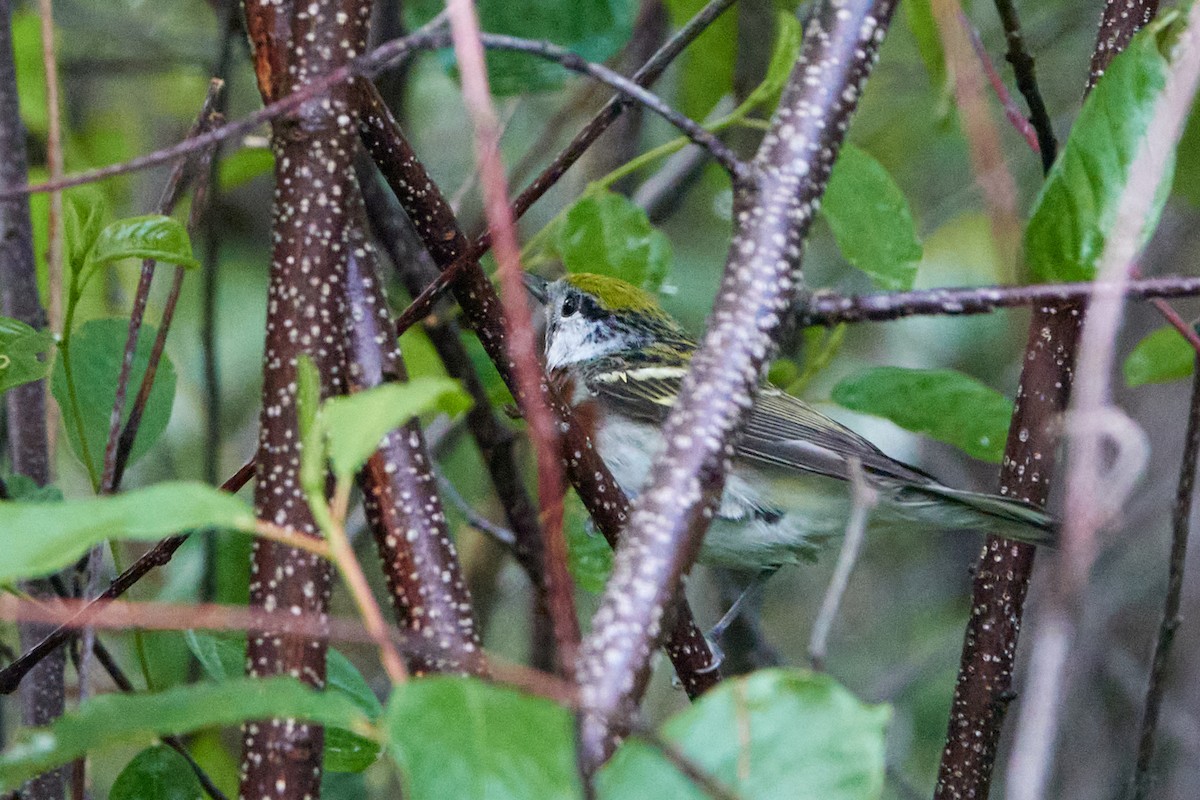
[523, 272, 549, 304]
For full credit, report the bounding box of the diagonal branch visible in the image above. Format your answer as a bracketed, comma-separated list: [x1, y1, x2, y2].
[576, 0, 901, 770]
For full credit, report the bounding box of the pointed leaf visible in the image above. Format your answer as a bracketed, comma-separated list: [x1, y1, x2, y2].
[0, 317, 53, 393]
[0, 481, 255, 583]
[321, 377, 470, 481]
[51, 318, 177, 478]
[1124, 325, 1198, 387]
[0, 677, 370, 790]
[831, 367, 1013, 463]
[598, 670, 889, 800]
[822, 144, 922, 291]
[385, 677, 579, 800]
[85, 215, 200, 279]
[1025, 23, 1176, 282]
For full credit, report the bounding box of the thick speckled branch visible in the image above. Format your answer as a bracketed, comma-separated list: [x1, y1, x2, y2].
[239, 0, 371, 796]
[359, 169, 555, 669]
[576, 0, 900, 770]
[799, 274, 1200, 325]
[934, 3, 1158, 798]
[354, 81, 722, 695]
[343, 229, 488, 677]
[0, 2, 64, 796]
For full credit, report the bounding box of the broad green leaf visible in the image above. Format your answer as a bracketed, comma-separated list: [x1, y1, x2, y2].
[598, 670, 889, 800]
[1, 474, 62, 504]
[665, 0, 737, 119]
[822, 145, 922, 291]
[550, 192, 672, 291]
[0, 481, 255, 583]
[51, 318, 177, 480]
[1025, 23, 1175, 282]
[83, 215, 200, 289]
[321, 378, 471, 481]
[110, 745, 203, 800]
[219, 147, 275, 190]
[0, 317, 53, 393]
[831, 367, 1013, 463]
[565, 495, 612, 593]
[0, 677, 371, 789]
[407, 0, 637, 95]
[1124, 326, 1197, 386]
[385, 677, 580, 800]
[183, 632, 383, 773]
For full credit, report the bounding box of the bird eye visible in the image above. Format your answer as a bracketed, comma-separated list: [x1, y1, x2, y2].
[561, 295, 580, 317]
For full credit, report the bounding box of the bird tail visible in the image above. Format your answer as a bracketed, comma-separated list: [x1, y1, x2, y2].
[899, 484, 1057, 547]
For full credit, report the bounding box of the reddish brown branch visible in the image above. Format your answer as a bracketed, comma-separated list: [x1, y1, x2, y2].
[445, 0, 581, 679]
[576, 0, 900, 770]
[239, 0, 371, 795]
[934, 3, 1157, 798]
[344, 230, 488, 677]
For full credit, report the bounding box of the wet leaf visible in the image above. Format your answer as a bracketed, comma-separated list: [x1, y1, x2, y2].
[831, 366, 1013, 463]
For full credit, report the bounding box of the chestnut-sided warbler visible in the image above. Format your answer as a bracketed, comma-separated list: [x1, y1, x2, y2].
[526, 272, 1054, 571]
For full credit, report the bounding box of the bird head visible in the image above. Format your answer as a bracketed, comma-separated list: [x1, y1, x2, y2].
[524, 272, 690, 372]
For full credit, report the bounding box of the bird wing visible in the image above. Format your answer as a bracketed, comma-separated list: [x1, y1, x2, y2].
[581, 363, 938, 485]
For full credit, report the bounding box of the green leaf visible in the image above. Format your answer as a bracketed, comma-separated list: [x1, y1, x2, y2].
[1025, 24, 1174, 282]
[1124, 326, 1197, 386]
[565, 495, 612, 593]
[321, 378, 471, 481]
[0, 317, 54, 393]
[0, 677, 371, 790]
[1, 474, 62, 504]
[183, 632, 383, 773]
[51, 318, 177, 479]
[11, 11, 48, 137]
[83, 215, 200, 288]
[831, 367, 1013, 463]
[598, 670, 889, 800]
[385, 677, 580, 800]
[407, 0, 637, 95]
[110, 745, 204, 800]
[0, 481, 255, 583]
[822, 145, 922, 291]
[550, 192, 672, 291]
[64, 192, 108, 278]
[219, 147, 275, 190]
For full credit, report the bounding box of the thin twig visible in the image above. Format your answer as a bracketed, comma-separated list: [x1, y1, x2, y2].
[446, 0, 581, 679]
[961, 12, 1040, 155]
[1131, 352, 1200, 798]
[992, 0, 1057, 171]
[37, 0, 64, 373]
[808, 459, 876, 672]
[437, 470, 518, 548]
